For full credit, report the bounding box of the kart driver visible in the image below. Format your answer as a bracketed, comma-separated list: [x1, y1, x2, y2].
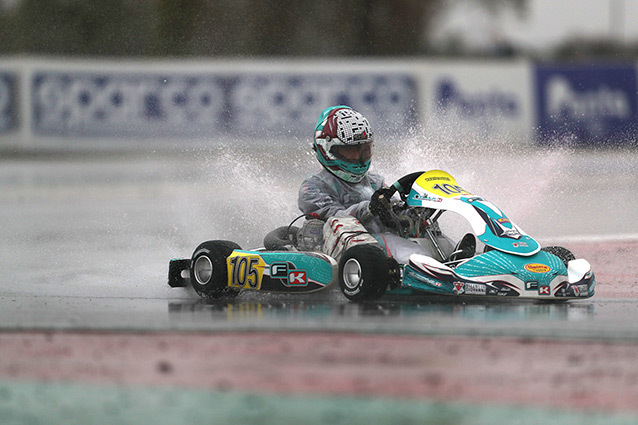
[298, 105, 385, 232]
[298, 105, 454, 263]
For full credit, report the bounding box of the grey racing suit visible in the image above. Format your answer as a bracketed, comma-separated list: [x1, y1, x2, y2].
[298, 168, 387, 234]
[298, 168, 453, 263]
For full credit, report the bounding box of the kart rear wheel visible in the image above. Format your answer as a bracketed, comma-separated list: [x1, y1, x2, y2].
[542, 245, 575, 267]
[190, 240, 241, 298]
[339, 244, 389, 302]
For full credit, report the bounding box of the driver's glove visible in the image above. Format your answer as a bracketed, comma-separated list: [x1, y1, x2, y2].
[369, 187, 396, 227]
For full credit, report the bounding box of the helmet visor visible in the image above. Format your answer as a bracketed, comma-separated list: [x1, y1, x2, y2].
[331, 142, 373, 164]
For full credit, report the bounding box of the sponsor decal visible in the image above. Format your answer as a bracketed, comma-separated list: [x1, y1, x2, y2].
[413, 271, 443, 287]
[497, 217, 510, 224]
[270, 262, 289, 279]
[453, 281, 465, 294]
[525, 263, 551, 273]
[465, 283, 487, 295]
[512, 242, 528, 248]
[538, 286, 551, 295]
[491, 282, 520, 296]
[502, 228, 521, 238]
[270, 262, 308, 286]
[525, 281, 538, 290]
[288, 270, 308, 286]
[424, 176, 450, 182]
[406, 268, 444, 288]
[487, 287, 499, 296]
[414, 194, 443, 202]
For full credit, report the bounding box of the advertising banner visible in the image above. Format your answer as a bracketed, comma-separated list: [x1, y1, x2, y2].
[421, 62, 533, 143]
[31, 72, 227, 139]
[228, 73, 418, 139]
[31, 70, 418, 140]
[0, 72, 16, 135]
[535, 64, 638, 145]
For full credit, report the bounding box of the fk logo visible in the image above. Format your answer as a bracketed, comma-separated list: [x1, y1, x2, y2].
[270, 262, 308, 286]
[539, 286, 550, 295]
[288, 271, 307, 286]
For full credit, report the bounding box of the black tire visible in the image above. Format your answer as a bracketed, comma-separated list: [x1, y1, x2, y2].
[542, 245, 575, 267]
[190, 240, 241, 298]
[338, 244, 389, 302]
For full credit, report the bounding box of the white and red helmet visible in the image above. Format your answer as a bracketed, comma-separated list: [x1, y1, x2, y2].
[313, 106, 374, 183]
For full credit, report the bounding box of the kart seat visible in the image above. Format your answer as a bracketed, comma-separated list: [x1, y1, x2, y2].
[263, 226, 299, 251]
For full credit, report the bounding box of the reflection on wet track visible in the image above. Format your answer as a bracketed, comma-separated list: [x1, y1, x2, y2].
[169, 297, 595, 325]
[163, 293, 638, 342]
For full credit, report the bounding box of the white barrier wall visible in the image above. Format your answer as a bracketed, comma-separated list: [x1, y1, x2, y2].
[419, 60, 533, 144]
[1, 57, 636, 150]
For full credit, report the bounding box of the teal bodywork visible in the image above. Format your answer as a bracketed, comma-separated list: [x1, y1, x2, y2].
[465, 198, 540, 255]
[231, 250, 337, 293]
[454, 249, 564, 280]
[247, 251, 336, 287]
[401, 249, 595, 298]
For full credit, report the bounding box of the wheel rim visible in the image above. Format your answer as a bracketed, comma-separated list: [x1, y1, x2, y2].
[193, 256, 213, 285]
[342, 258, 362, 290]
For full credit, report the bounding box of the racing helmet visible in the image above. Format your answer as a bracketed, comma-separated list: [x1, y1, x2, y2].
[313, 106, 374, 183]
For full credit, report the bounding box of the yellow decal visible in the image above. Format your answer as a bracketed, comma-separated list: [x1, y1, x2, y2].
[524, 263, 551, 273]
[415, 170, 472, 198]
[227, 251, 265, 290]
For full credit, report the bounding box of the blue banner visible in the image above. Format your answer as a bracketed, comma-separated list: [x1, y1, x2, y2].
[0, 72, 16, 134]
[535, 64, 638, 145]
[31, 71, 418, 140]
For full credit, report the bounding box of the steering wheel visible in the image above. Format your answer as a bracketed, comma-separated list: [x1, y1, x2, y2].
[369, 171, 428, 234]
[386, 171, 440, 237]
[389, 171, 427, 201]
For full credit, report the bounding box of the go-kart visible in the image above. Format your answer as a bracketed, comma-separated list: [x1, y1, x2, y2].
[168, 170, 595, 302]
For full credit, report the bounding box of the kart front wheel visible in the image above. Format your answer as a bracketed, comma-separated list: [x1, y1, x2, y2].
[190, 240, 241, 298]
[339, 244, 389, 302]
[542, 245, 575, 267]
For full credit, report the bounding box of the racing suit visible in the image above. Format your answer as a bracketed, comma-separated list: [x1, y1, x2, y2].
[298, 169, 444, 263]
[298, 168, 386, 233]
